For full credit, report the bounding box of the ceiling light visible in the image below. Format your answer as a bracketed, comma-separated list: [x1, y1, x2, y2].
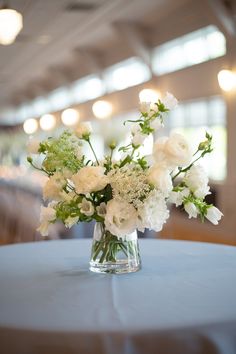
[0, 7, 23, 45]
[39, 114, 56, 131]
[92, 100, 113, 119]
[139, 89, 160, 103]
[23, 118, 38, 134]
[218, 70, 236, 92]
[61, 108, 80, 126]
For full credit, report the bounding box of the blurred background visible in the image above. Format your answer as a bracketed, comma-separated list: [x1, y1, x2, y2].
[0, 0, 235, 245]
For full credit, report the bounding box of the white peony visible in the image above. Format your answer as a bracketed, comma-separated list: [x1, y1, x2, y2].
[169, 187, 190, 207]
[184, 165, 210, 198]
[27, 137, 40, 154]
[147, 164, 172, 196]
[37, 205, 56, 236]
[184, 202, 198, 218]
[137, 190, 169, 232]
[43, 173, 66, 201]
[105, 199, 137, 238]
[79, 198, 94, 216]
[72, 166, 109, 195]
[162, 92, 178, 110]
[75, 122, 92, 139]
[206, 206, 223, 225]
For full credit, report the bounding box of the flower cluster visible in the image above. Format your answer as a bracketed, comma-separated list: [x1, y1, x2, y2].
[28, 92, 223, 238]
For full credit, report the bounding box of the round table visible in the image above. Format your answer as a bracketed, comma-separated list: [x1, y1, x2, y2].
[0, 239, 236, 354]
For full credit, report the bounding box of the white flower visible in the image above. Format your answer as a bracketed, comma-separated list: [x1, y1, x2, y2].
[139, 101, 151, 114]
[65, 216, 79, 228]
[184, 202, 198, 218]
[184, 165, 210, 198]
[147, 165, 172, 196]
[162, 92, 178, 110]
[137, 190, 169, 232]
[75, 122, 92, 139]
[27, 137, 40, 154]
[150, 119, 164, 131]
[169, 187, 190, 207]
[37, 206, 56, 236]
[206, 206, 223, 225]
[43, 173, 66, 201]
[131, 126, 147, 146]
[79, 198, 94, 216]
[72, 166, 108, 195]
[153, 133, 192, 168]
[105, 199, 137, 238]
[96, 202, 107, 217]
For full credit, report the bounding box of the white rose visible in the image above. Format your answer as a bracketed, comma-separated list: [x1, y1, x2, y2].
[153, 136, 169, 167]
[43, 173, 66, 201]
[184, 165, 210, 198]
[169, 187, 190, 207]
[105, 199, 137, 238]
[72, 166, 108, 194]
[27, 137, 40, 154]
[147, 165, 172, 196]
[37, 206, 56, 236]
[79, 198, 94, 216]
[75, 122, 92, 139]
[184, 202, 198, 218]
[96, 202, 107, 217]
[162, 92, 178, 110]
[206, 206, 223, 225]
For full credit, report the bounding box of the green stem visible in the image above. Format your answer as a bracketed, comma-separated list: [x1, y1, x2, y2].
[87, 138, 99, 165]
[172, 153, 204, 181]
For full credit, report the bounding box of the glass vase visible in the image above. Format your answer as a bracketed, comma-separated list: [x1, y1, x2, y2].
[89, 222, 141, 274]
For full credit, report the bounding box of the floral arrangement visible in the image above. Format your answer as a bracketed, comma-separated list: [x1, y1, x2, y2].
[27, 92, 223, 272]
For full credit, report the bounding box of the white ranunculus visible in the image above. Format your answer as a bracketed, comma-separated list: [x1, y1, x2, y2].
[37, 206, 56, 236]
[75, 122, 92, 139]
[43, 173, 65, 201]
[165, 133, 192, 167]
[27, 137, 40, 154]
[72, 166, 109, 195]
[184, 165, 210, 198]
[147, 165, 172, 196]
[184, 202, 198, 218]
[139, 101, 151, 114]
[96, 202, 107, 217]
[132, 127, 147, 146]
[206, 206, 223, 225]
[65, 216, 79, 228]
[162, 92, 178, 110]
[169, 187, 190, 207]
[153, 134, 192, 168]
[105, 199, 137, 238]
[79, 198, 94, 216]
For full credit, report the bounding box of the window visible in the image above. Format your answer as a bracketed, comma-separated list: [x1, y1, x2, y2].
[104, 57, 151, 92]
[71, 75, 105, 103]
[168, 97, 226, 181]
[152, 25, 226, 75]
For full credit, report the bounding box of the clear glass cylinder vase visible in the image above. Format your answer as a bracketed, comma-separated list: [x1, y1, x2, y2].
[89, 222, 141, 274]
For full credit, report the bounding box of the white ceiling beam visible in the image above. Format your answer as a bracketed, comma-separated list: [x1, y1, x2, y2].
[113, 22, 152, 73]
[208, 0, 236, 37]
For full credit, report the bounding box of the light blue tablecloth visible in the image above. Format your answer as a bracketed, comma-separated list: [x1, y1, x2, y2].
[0, 239, 236, 354]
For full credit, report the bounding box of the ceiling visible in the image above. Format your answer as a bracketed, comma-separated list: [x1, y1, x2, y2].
[0, 0, 235, 121]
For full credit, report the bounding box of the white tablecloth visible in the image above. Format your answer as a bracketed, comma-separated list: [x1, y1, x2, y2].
[0, 239, 236, 354]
